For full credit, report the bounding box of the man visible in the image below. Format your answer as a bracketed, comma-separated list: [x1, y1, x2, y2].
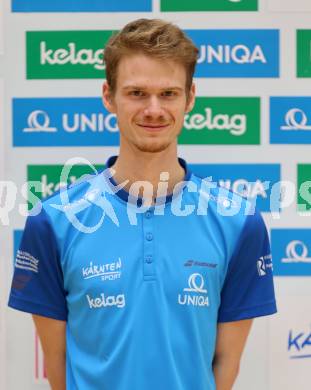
[9, 19, 276, 390]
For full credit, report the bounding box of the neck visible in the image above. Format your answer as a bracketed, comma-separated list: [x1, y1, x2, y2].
[109, 147, 186, 202]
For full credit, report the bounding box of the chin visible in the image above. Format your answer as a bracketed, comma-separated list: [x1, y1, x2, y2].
[135, 140, 172, 153]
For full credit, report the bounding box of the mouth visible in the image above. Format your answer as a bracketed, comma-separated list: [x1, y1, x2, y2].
[136, 123, 169, 132]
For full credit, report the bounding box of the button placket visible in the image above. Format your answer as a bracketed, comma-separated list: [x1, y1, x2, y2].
[142, 209, 155, 280]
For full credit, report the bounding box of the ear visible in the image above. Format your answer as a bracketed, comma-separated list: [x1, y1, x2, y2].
[185, 83, 196, 113]
[102, 82, 116, 113]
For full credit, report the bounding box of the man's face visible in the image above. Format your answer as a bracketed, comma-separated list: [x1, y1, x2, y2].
[103, 54, 195, 153]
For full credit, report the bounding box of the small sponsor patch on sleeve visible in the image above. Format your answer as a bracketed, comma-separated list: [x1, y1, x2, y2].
[257, 253, 273, 276]
[15, 250, 39, 273]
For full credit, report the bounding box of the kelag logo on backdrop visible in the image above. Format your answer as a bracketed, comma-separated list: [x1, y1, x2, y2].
[12, 0, 151, 12]
[13, 98, 119, 146]
[26, 31, 115, 79]
[298, 164, 311, 212]
[27, 164, 104, 206]
[189, 164, 280, 212]
[271, 229, 311, 276]
[180, 97, 260, 144]
[161, 0, 258, 12]
[297, 30, 311, 78]
[270, 97, 311, 144]
[187, 29, 279, 78]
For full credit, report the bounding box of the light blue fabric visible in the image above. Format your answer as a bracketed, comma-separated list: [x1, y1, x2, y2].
[9, 156, 276, 390]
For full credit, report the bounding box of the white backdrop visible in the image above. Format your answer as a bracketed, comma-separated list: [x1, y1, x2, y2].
[2, 0, 311, 389]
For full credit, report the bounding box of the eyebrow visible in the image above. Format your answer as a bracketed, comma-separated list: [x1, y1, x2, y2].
[122, 85, 184, 91]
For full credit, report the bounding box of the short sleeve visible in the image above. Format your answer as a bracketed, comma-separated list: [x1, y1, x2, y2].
[218, 209, 277, 322]
[8, 206, 68, 321]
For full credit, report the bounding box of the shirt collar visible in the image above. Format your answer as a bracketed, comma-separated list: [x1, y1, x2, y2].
[104, 155, 192, 205]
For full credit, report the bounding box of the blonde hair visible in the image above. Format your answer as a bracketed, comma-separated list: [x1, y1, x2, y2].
[104, 18, 198, 95]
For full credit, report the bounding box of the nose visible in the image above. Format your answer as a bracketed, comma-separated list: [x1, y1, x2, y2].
[143, 95, 165, 118]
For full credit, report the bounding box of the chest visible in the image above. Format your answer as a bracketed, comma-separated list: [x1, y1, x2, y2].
[61, 212, 228, 312]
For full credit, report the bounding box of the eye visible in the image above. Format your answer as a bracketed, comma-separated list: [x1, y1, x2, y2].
[129, 90, 145, 97]
[162, 90, 177, 97]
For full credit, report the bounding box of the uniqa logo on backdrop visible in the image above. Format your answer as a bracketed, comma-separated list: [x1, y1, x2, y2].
[180, 97, 260, 144]
[282, 241, 311, 263]
[271, 229, 311, 276]
[160, 0, 258, 12]
[281, 109, 311, 130]
[189, 163, 281, 212]
[288, 327, 311, 359]
[270, 97, 311, 144]
[186, 29, 279, 78]
[12, 0, 151, 12]
[13, 98, 119, 146]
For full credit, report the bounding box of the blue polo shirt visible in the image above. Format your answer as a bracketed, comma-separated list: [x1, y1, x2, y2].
[9, 156, 276, 390]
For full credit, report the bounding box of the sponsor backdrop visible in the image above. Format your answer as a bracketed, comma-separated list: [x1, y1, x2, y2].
[2, 0, 311, 389]
[0, 78, 5, 390]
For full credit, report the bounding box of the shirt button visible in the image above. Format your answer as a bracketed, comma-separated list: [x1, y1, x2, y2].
[145, 211, 152, 219]
[146, 233, 153, 241]
[145, 256, 153, 264]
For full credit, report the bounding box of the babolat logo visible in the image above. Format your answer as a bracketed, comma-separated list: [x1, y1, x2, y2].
[270, 97, 311, 144]
[26, 31, 115, 79]
[298, 164, 311, 212]
[288, 328, 311, 359]
[297, 30, 311, 78]
[189, 163, 281, 212]
[161, 0, 258, 12]
[184, 260, 217, 268]
[186, 30, 279, 78]
[13, 98, 119, 146]
[271, 229, 311, 276]
[27, 164, 104, 207]
[180, 97, 260, 144]
[86, 293, 125, 309]
[13, 0, 151, 12]
[178, 273, 209, 307]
